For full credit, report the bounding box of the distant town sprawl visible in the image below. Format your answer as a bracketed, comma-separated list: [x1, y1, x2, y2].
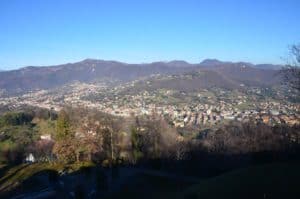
[1, 79, 299, 128]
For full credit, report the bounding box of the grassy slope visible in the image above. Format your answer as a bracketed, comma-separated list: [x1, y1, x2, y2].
[1, 162, 300, 199]
[0, 162, 94, 193]
[179, 162, 300, 199]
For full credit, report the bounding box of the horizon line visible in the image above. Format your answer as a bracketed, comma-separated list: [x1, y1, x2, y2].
[0, 58, 284, 71]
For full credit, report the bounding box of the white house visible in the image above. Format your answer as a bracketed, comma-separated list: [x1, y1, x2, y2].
[40, 134, 52, 140]
[25, 153, 35, 163]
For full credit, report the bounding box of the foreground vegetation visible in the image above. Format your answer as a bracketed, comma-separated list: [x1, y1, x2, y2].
[0, 106, 300, 198]
[1, 107, 299, 164]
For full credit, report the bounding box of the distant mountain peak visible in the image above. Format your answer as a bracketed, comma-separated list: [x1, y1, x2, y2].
[81, 58, 102, 63]
[166, 60, 191, 67]
[200, 59, 224, 66]
[168, 60, 189, 64]
[80, 58, 126, 66]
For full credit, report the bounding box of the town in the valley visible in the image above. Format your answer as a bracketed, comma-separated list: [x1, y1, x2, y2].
[1, 79, 299, 129]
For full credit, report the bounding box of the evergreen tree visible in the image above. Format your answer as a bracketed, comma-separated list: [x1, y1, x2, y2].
[131, 127, 143, 163]
[53, 109, 75, 163]
[56, 110, 71, 140]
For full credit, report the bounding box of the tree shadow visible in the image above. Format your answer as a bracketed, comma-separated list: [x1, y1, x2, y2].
[1, 149, 300, 199]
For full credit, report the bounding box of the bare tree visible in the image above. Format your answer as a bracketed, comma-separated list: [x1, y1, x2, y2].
[141, 115, 178, 159]
[76, 119, 102, 162]
[101, 115, 123, 162]
[281, 44, 300, 91]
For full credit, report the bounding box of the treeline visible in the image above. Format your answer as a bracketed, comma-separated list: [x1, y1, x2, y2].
[203, 121, 300, 154]
[51, 108, 180, 164]
[1, 107, 299, 175]
[0, 112, 33, 126]
[0, 107, 56, 164]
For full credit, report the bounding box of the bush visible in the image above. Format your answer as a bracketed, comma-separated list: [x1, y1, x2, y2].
[0, 112, 34, 126]
[101, 159, 110, 167]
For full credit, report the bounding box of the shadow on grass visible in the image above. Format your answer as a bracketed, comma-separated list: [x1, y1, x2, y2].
[1, 149, 300, 199]
[0, 164, 29, 185]
[0, 164, 108, 199]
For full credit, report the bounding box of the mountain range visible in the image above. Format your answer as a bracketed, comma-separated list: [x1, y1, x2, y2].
[0, 59, 282, 93]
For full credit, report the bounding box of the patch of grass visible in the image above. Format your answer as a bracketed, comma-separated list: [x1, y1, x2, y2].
[235, 101, 255, 111]
[0, 140, 17, 151]
[179, 163, 300, 199]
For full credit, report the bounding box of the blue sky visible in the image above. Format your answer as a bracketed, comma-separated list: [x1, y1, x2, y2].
[0, 0, 299, 70]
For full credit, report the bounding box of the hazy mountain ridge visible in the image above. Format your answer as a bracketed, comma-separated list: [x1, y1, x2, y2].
[0, 59, 281, 93]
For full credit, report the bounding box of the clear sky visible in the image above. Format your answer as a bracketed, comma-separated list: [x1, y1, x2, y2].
[0, 0, 299, 70]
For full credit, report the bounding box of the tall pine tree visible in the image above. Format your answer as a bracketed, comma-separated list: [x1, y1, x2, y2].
[56, 110, 71, 140]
